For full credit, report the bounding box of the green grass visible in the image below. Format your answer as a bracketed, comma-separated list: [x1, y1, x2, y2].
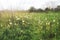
[0, 11, 60, 40]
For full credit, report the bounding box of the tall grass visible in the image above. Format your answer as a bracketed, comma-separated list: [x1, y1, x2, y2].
[0, 11, 60, 40]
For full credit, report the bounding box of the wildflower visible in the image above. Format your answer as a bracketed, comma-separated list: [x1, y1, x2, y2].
[57, 22, 59, 24]
[24, 16, 28, 18]
[46, 22, 50, 25]
[15, 16, 20, 20]
[40, 21, 43, 25]
[9, 22, 12, 25]
[16, 17, 20, 20]
[27, 22, 30, 24]
[22, 20, 25, 23]
[38, 20, 41, 23]
[9, 19, 11, 22]
[15, 16, 18, 18]
[55, 33, 56, 35]
[14, 23, 17, 25]
[40, 39, 43, 40]
[53, 20, 55, 22]
[45, 18, 47, 20]
[1, 24, 3, 27]
[21, 30, 23, 32]
[40, 26, 43, 29]
[8, 24, 10, 28]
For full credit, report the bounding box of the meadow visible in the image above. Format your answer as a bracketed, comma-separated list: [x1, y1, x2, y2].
[0, 11, 60, 40]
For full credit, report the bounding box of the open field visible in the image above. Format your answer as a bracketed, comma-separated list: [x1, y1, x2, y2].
[0, 11, 60, 40]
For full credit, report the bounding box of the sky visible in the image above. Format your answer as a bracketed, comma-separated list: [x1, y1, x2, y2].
[0, 0, 60, 10]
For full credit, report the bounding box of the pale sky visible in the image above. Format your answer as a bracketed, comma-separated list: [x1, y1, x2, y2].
[0, 0, 60, 10]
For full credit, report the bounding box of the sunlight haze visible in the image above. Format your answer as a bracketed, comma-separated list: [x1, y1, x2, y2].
[0, 0, 60, 10]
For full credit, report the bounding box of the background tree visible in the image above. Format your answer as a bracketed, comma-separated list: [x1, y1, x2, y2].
[54, 5, 60, 12]
[28, 7, 36, 13]
[37, 8, 43, 12]
[45, 7, 50, 11]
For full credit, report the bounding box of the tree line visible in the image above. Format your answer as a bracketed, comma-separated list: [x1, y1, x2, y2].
[28, 5, 60, 13]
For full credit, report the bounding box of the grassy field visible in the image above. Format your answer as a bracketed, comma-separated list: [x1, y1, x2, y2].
[0, 11, 60, 40]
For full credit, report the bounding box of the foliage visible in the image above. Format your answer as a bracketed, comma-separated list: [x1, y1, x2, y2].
[0, 11, 60, 40]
